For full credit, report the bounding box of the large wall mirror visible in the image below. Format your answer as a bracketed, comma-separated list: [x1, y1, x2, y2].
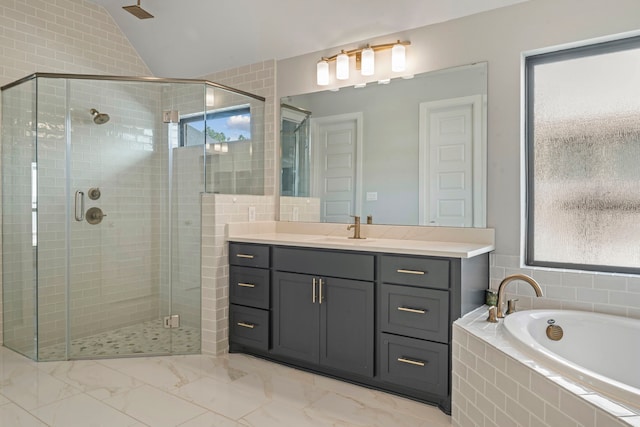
[280, 62, 487, 227]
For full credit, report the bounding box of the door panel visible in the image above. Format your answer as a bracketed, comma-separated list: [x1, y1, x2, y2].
[272, 272, 320, 363]
[319, 278, 374, 377]
[419, 96, 482, 227]
[313, 115, 361, 223]
[66, 80, 169, 358]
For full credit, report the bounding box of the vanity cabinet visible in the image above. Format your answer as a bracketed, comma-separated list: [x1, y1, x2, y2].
[272, 247, 375, 377]
[228, 241, 488, 415]
[378, 255, 452, 400]
[228, 243, 270, 351]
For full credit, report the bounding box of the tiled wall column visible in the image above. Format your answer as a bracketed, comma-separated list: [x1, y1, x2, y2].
[201, 194, 275, 354]
[199, 60, 278, 355]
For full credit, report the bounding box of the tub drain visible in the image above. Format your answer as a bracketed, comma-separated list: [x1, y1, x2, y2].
[546, 319, 563, 341]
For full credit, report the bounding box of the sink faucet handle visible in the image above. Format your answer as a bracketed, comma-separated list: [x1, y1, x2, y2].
[486, 306, 498, 323]
[506, 299, 519, 315]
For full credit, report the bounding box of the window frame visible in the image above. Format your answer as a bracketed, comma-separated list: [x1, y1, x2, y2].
[525, 35, 640, 275]
[179, 104, 251, 147]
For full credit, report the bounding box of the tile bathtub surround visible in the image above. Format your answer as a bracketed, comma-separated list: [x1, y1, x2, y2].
[451, 307, 640, 427]
[490, 254, 640, 319]
[0, 345, 452, 427]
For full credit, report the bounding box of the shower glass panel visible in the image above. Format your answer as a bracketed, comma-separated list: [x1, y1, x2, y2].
[2, 74, 263, 361]
[1, 79, 37, 359]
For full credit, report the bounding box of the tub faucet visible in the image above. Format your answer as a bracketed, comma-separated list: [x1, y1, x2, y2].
[496, 274, 543, 318]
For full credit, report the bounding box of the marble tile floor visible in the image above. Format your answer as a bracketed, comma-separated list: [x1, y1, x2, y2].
[0, 345, 452, 427]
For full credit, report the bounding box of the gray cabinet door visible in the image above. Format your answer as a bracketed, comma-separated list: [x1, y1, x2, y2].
[272, 272, 319, 363]
[319, 278, 374, 377]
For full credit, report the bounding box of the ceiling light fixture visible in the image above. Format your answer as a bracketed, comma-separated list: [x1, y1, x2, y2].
[122, 0, 154, 19]
[316, 40, 410, 86]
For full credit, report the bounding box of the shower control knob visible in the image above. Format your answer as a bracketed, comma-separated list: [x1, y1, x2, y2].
[85, 207, 107, 225]
[88, 187, 101, 200]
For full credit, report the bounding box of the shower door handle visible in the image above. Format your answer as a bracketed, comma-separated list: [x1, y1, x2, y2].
[74, 191, 85, 222]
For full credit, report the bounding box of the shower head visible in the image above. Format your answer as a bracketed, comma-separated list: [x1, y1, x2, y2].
[123, 0, 154, 19]
[90, 108, 110, 125]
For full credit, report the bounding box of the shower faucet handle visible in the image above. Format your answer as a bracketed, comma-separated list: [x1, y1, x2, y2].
[88, 187, 101, 200]
[86, 207, 107, 225]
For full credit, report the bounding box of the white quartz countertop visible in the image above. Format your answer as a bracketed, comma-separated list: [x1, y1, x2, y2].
[228, 232, 494, 258]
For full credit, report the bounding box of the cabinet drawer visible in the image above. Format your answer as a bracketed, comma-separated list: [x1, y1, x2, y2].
[229, 305, 269, 351]
[229, 243, 269, 268]
[380, 284, 449, 343]
[273, 247, 374, 281]
[381, 255, 449, 289]
[379, 333, 448, 396]
[230, 266, 270, 309]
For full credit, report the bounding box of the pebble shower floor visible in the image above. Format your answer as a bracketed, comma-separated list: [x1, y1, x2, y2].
[37, 320, 199, 360]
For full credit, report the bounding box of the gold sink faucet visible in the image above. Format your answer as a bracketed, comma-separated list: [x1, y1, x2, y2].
[347, 216, 364, 239]
[496, 274, 543, 318]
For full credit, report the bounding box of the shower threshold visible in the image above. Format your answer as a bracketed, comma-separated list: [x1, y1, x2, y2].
[37, 319, 200, 360]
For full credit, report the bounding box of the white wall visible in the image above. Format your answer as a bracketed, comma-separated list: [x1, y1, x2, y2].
[277, 0, 640, 317]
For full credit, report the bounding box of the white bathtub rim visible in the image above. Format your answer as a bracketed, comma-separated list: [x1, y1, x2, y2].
[503, 309, 640, 412]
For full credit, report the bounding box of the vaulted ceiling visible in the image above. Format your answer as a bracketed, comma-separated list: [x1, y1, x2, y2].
[90, 0, 529, 78]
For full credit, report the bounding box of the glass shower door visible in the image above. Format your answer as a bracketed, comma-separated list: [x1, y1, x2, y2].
[65, 79, 173, 358]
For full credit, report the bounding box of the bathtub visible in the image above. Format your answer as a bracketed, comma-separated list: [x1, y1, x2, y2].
[503, 309, 640, 411]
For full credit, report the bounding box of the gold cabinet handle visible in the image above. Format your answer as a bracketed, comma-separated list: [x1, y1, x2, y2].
[397, 357, 426, 367]
[319, 278, 324, 304]
[397, 307, 427, 314]
[237, 283, 255, 288]
[236, 254, 255, 259]
[237, 322, 255, 329]
[397, 269, 425, 275]
[312, 277, 317, 303]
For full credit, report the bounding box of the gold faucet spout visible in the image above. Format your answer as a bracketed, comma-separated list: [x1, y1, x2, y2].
[496, 274, 543, 318]
[347, 216, 364, 239]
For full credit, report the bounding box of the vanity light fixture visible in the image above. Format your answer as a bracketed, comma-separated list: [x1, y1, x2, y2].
[316, 40, 410, 86]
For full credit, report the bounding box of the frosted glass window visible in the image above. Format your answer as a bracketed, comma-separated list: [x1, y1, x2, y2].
[526, 36, 640, 274]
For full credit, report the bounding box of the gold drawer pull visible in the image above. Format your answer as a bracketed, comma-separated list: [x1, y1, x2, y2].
[397, 307, 427, 314]
[237, 283, 255, 288]
[236, 254, 255, 259]
[397, 357, 426, 367]
[237, 322, 255, 329]
[397, 269, 425, 275]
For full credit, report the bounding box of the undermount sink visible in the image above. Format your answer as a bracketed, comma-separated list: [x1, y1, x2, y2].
[313, 236, 376, 244]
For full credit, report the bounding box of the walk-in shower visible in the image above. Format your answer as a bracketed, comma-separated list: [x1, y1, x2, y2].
[1, 73, 265, 361]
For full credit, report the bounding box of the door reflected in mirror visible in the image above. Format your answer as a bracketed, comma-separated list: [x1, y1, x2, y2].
[280, 62, 487, 227]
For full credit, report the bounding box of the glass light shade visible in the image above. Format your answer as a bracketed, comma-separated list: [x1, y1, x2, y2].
[361, 47, 374, 76]
[336, 51, 349, 80]
[317, 60, 329, 86]
[391, 43, 406, 72]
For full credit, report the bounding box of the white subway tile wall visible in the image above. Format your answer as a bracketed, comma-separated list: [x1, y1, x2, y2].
[198, 61, 277, 354]
[490, 254, 640, 320]
[201, 194, 276, 354]
[279, 196, 321, 222]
